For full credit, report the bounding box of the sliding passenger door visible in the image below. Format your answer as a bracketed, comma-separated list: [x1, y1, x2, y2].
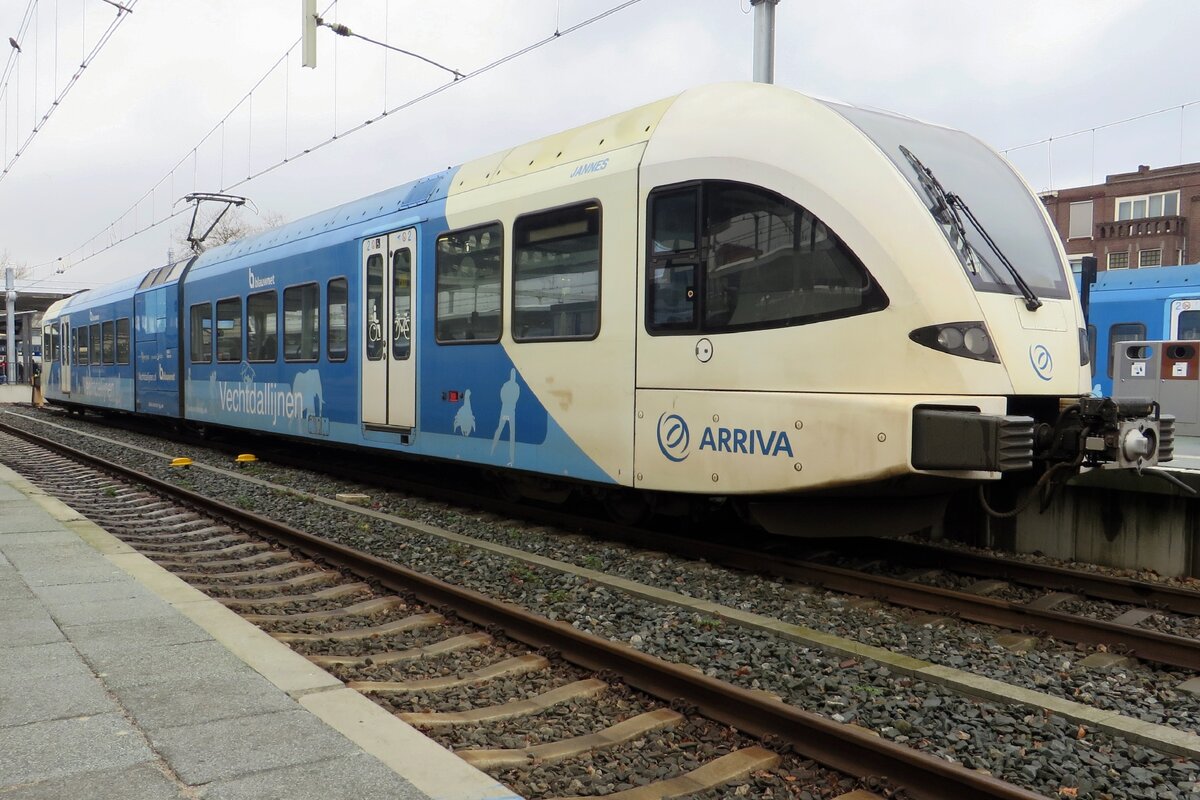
[60, 320, 70, 393]
[361, 228, 417, 430]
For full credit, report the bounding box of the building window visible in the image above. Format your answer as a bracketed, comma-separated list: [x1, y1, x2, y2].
[216, 298, 242, 363]
[190, 304, 212, 363]
[1068, 201, 1093, 239]
[116, 319, 130, 365]
[1108, 252, 1130, 270]
[1068, 255, 1093, 275]
[1117, 191, 1179, 221]
[327, 278, 348, 362]
[513, 202, 601, 341]
[283, 283, 320, 361]
[246, 291, 278, 363]
[1139, 249, 1162, 268]
[436, 223, 503, 343]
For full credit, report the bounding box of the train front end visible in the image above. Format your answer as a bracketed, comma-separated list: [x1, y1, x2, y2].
[631, 84, 1169, 535]
[823, 100, 1171, 488]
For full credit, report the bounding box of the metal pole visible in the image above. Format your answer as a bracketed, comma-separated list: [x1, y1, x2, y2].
[5, 268, 15, 384]
[750, 0, 780, 84]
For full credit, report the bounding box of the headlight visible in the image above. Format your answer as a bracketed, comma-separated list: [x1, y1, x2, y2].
[910, 322, 1001, 363]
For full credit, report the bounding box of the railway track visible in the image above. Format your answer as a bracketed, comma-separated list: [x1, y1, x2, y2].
[0, 424, 1044, 800]
[11, 407, 1200, 673]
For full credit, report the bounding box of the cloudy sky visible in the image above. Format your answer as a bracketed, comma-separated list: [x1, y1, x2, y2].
[1, 0, 1197, 291]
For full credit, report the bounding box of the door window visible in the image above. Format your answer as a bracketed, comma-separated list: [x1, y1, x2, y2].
[392, 250, 412, 360]
[366, 254, 384, 360]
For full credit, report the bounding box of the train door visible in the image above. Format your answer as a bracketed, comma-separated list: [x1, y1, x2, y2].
[60, 320, 70, 393]
[361, 227, 417, 430]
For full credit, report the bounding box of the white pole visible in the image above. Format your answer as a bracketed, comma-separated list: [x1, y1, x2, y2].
[751, 0, 780, 84]
[5, 268, 15, 384]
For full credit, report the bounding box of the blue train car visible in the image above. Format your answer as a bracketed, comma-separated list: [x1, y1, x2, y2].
[42, 274, 141, 412]
[1086, 264, 1200, 396]
[134, 261, 190, 417]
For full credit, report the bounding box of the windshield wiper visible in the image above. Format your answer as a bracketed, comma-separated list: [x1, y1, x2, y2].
[899, 145, 1042, 311]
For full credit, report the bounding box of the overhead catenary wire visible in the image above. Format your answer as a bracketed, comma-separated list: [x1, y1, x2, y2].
[0, 0, 137, 183]
[24, 0, 649, 283]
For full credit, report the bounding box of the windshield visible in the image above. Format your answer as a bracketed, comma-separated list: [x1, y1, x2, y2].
[822, 101, 1070, 300]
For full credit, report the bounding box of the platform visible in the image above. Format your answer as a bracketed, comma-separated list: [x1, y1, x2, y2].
[0, 464, 519, 800]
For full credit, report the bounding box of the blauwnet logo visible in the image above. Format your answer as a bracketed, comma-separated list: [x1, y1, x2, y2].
[657, 413, 691, 462]
[1029, 344, 1053, 381]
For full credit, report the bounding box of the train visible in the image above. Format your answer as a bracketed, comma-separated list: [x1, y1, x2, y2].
[38, 82, 1170, 536]
[1084, 263, 1200, 397]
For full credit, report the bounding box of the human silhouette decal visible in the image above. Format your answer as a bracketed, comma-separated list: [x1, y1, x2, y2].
[453, 389, 475, 436]
[491, 369, 520, 465]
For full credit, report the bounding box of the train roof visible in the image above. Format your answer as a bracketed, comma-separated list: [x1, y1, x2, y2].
[42, 270, 148, 320]
[1091, 264, 1200, 293]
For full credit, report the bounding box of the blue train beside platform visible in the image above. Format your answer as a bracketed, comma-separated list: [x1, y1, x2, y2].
[1082, 263, 1200, 397]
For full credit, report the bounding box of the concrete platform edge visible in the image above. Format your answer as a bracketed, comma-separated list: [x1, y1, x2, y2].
[0, 462, 521, 800]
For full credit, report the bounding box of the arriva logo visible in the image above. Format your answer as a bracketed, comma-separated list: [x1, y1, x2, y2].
[248, 268, 276, 289]
[657, 413, 691, 462]
[656, 413, 795, 462]
[1029, 343, 1053, 381]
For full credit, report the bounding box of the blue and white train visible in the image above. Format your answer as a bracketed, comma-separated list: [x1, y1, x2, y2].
[40, 83, 1168, 535]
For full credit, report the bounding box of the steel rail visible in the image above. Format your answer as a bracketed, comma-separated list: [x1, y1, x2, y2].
[0, 421, 1042, 800]
[523, 518, 1200, 672]
[857, 538, 1200, 616]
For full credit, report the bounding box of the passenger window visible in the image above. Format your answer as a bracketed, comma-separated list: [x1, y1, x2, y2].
[76, 328, 88, 366]
[651, 191, 698, 253]
[513, 203, 600, 341]
[116, 319, 130, 365]
[646, 182, 887, 334]
[190, 304, 212, 364]
[216, 298, 242, 363]
[1108, 322, 1146, 379]
[284, 283, 319, 361]
[101, 321, 115, 365]
[436, 223, 502, 343]
[328, 278, 348, 361]
[89, 324, 101, 365]
[704, 184, 881, 332]
[365, 255, 384, 361]
[392, 250, 412, 360]
[246, 291, 278, 363]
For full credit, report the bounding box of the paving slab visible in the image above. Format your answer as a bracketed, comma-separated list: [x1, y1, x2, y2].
[114, 672, 298, 731]
[32, 577, 155, 608]
[0, 712, 154, 785]
[0, 529, 87, 547]
[81, 639, 256, 691]
[0, 642, 94, 681]
[0, 541, 108, 570]
[0, 615, 65, 648]
[147, 708, 361, 785]
[199, 753, 429, 800]
[62, 614, 212, 655]
[0, 763, 187, 800]
[0, 668, 119, 726]
[48, 593, 178, 628]
[16, 562, 129, 587]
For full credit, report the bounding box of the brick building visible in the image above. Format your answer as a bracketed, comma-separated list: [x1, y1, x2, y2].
[1040, 161, 1200, 273]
